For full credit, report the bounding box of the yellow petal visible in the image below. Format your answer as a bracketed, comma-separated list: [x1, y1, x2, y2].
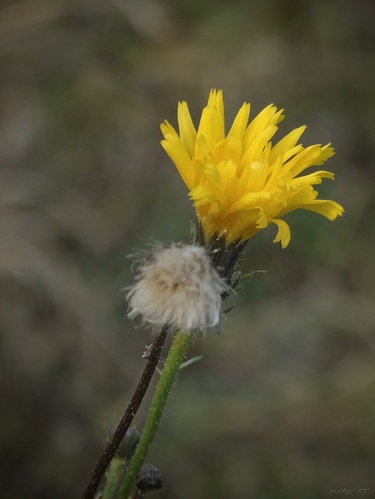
[161, 137, 194, 189]
[297, 200, 344, 220]
[197, 104, 225, 152]
[228, 191, 272, 213]
[243, 105, 283, 151]
[268, 125, 306, 164]
[291, 170, 335, 190]
[177, 101, 197, 157]
[271, 219, 291, 248]
[228, 102, 251, 137]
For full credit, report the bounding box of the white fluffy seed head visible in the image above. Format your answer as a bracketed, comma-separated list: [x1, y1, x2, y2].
[126, 244, 229, 333]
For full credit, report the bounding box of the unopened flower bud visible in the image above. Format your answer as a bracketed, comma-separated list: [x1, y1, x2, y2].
[136, 463, 163, 493]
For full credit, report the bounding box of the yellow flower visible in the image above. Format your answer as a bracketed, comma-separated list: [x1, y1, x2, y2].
[161, 89, 344, 248]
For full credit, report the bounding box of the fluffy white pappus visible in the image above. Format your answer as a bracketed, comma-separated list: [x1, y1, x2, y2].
[126, 244, 229, 332]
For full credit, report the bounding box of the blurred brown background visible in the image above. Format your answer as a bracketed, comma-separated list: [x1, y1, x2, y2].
[1, 0, 374, 498]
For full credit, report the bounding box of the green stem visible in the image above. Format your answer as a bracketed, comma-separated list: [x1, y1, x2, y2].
[116, 332, 194, 499]
[101, 458, 125, 499]
[81, 328, 168, 499]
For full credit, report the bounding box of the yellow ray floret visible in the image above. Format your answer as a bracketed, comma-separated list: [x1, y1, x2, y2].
[160, 89, 344, 247]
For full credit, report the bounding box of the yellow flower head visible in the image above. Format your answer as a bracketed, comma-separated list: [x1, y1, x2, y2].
[161, 89, 344, 248]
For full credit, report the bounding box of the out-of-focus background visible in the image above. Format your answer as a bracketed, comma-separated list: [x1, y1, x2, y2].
[1, 1, 374, 498]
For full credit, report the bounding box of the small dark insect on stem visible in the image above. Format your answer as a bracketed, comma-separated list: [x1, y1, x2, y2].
[81, 326, 169, 499]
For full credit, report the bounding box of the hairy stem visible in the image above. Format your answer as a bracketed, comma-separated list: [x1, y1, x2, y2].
[81, 326, 168, 499]
[116, 332, 194, 499]
[101, 458, 125, 499]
